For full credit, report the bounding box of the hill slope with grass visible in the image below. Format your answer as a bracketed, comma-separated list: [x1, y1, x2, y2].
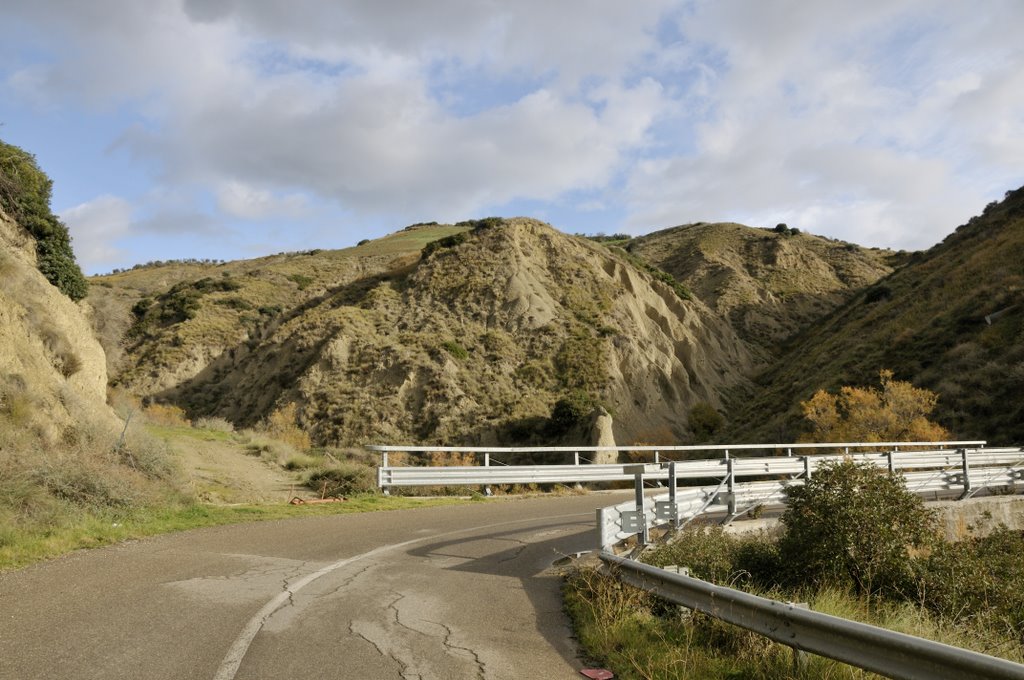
[731, 186, 1024, 444]
[91, 223, 470, 392]
[626, 221, 897, 359]
[106, 218, 754, 446]
[0, 200, 185, 554]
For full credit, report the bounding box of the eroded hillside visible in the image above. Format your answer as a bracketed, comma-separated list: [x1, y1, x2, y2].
[627, 222, 896, 358]
[94, 224, 470, 395]
[100, 219, 755, 446]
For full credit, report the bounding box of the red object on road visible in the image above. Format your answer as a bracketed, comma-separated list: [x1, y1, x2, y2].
[580, 670, 614, 679]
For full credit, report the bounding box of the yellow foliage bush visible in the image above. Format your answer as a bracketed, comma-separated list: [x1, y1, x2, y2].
[801, 370, 951, 443]
[143, 402, 190, 427]
[263, 403, 311, 451]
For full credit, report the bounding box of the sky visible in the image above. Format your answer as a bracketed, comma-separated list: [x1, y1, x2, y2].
[2, 1, 1023, 275]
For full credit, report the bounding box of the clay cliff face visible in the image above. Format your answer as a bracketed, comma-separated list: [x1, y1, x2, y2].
[0, 207, 115, 439]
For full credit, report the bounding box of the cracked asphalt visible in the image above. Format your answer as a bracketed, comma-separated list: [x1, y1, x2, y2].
[0, 493, 630, 679]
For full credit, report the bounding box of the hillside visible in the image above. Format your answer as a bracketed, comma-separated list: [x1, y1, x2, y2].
[627, 222, 897, 359]
[732, 187, 1024, 444]
[0, 200, 182, 541]
[92, 223, 470, 391]
[97, 218, 755, 446]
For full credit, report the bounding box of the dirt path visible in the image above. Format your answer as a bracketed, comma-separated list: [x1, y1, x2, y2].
[162, 430, 307, 504]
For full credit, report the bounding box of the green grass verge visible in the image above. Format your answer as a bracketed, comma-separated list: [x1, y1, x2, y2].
[564, 567, 1022, 679]
[0, 495, 472, 572]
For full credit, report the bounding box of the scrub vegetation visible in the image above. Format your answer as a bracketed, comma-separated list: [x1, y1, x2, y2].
[0, 139, 88, 300]
[566, 462, 1024, 678]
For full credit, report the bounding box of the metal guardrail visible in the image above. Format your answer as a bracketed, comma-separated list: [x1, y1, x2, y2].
[597, 447, 1024, 549]
[369, 441, 988, 489]
[600, 552, 1024, 680]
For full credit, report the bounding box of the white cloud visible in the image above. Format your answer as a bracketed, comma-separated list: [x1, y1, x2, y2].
[60, 195, 133, 270]
[4, 0, 1024, 266]
[622, 0, 1024, 248]
[216, 181, 308, 220]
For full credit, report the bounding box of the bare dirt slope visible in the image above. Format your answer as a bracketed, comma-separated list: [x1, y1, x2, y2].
[95, 224, 470, 396]
[0, 207, 115, 436]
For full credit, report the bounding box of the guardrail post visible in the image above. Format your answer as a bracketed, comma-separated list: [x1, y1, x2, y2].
[887, 450, 895, 475]
[791, 603, 809, 672]
[484, 452, 490, 467]
[669, 461, 678, 528]
[380, 452, 390, 496]
[634, 467, 648, 546]
[960, 448, 971, 499]
[574, 451, 580, 466]
[596, 507, 609, 550]
[803, 455, 812, 480]
[726, 457, 736, 519]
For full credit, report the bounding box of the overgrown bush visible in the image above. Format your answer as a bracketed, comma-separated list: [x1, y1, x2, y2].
[645, 525, 782, 589]
[688, 402, 724, 442]
[547, 390, 597, 436]
[440, 340, 469, 360]
[0, 139, 88, 300]
[864, 285, 892, 304]
[778, 460, 936, 594]
[261, 403, 311, 451]
[421, 232, 469, 258]
[913, 528, 1024, 634]
[800, 369, 950, 442]
[306, 463, 375, 496]
[287, 273, 314, 290]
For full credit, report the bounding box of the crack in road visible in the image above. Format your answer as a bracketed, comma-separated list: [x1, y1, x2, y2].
[495, 536, 531, 564]
[347, 619, 407, 679]
[429, 618, 487, 679]
[324, 563, 374, 599]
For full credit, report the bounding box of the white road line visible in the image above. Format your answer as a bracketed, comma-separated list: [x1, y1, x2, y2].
[213, 511, 592, 680]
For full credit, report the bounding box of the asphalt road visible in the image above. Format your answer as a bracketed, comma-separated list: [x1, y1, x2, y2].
[0, 493, 631, 679]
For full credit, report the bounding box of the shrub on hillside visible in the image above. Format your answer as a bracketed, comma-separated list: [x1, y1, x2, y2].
[688, 402, 724, 442]
[262, 403, 311, 451]
[440, 340, 469, 360]
[800, 369, 950, 443]
[547, 390, 597, 436]
[864, 285, 892, 304]
[0, 140, 88, 300]
[421, 232, 468, 258]
[554, 331, 607, 392]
